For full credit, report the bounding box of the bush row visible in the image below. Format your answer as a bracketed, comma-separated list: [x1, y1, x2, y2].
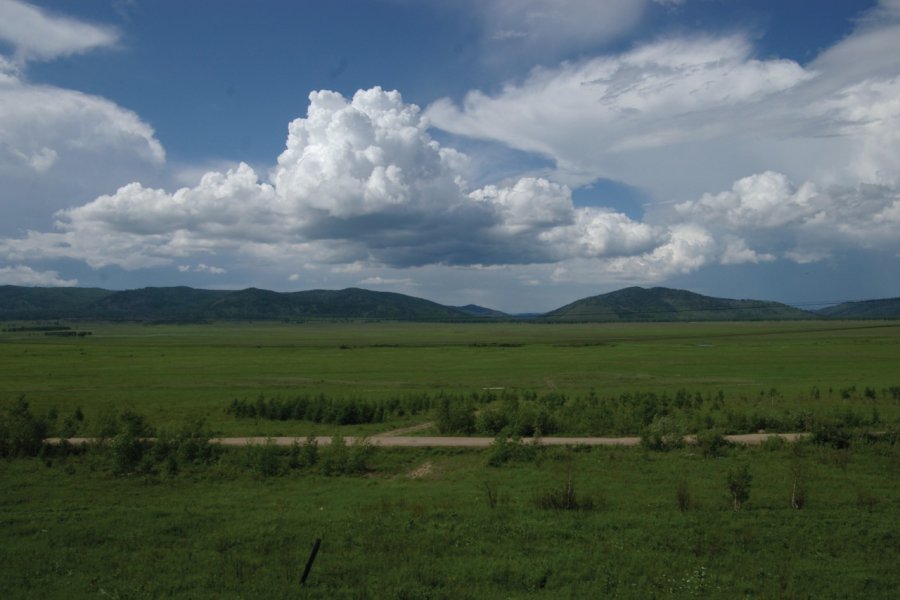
[436, 387, 895, 437]
[228, 390, 500, 426]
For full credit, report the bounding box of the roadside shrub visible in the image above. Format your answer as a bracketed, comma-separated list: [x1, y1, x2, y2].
[435, 396, 475, 434]
[811, 419, 852, 449]
[760, 434, 787, 452]
[150, 418, 220, 471]
[112, 429, 148, 475]
[248, 439, 284, 477]
[486, 434, 538, 466]
[641, 415, 685, 452]
[477, 408, 508, 435]
[0, 396, 48, 457]
[319, 436, 372, 476]
[695, 429, 731, 458]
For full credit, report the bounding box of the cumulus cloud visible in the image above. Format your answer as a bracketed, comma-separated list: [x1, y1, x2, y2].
[0, 4, 165, 234]
[674, 171, 900, 263]
[422, 1, 900, 282]
[0, 75, 165, 171]
[1, 87, 677, 276]
[0, 265, 77, 286]
[0, 0, 119, 63]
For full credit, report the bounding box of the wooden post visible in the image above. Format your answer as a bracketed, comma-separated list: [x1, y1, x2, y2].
[300, 538, 322, 585]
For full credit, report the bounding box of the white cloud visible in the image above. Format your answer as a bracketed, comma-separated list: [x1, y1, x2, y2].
[474, 0, 647, 58]
[273, 88, 468, 221]
[359, 276, 416, 286]
[720, 236, 775, 266]
[674, 170, 900, 263]
[0, 76, 165, 169]
[427, 35, 812, 191]
[428, 0, 900, 210]
[0, 0, 119, 63]
[0, 87, 686, 277]
[0, 5, 165, 234]
[0, 265, 77, 286]
[178, 263, 226, 274]
[675, 172, 819, 230]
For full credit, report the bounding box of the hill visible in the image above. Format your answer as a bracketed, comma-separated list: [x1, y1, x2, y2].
[0, 285, 113, 320]
[815, 297, 900, 319]
[542, 286, 816, 322]
[0, 286, 468, 322]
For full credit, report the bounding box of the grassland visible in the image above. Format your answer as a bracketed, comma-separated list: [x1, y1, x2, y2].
[2, 320, 899, 435]
[1, 320, 899, 598]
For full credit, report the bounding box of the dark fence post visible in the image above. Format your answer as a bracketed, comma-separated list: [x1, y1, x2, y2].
[300, 538, 322, 585]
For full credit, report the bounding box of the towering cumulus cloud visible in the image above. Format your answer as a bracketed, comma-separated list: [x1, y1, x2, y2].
[2, 87, 669, 273]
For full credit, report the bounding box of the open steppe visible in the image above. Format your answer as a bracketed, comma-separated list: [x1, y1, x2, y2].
[2, 320, 899, 597]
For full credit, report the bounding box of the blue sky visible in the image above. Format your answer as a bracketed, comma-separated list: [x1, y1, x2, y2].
[1, 0, 898, 312]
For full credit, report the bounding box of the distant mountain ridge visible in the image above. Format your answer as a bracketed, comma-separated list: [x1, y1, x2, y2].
[2, 284, 899, 322]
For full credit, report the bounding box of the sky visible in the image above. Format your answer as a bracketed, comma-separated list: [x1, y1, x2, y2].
[1, 0, 898, 313]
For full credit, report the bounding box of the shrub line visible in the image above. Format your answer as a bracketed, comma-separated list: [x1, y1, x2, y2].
[44, 432, 812, 448]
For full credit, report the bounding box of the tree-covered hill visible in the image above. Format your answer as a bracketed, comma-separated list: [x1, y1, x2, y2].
[0, 285, 469, 322]
[541, 286, 816, 322]
[814, 297, 900, 319]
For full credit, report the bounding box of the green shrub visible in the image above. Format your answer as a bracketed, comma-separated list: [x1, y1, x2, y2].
[727, 464, 753, 510]
[435, 397, 475, 434]
[486, 434, 538, 466]
[695, 429, 731, 458]
[641, 415, 685, 452]
[811, 419, 851, 449]
[0, 396, 48, 457]
[248, 439, 284, 477]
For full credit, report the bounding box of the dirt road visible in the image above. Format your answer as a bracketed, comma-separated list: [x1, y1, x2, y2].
[48, 432, 809, 448]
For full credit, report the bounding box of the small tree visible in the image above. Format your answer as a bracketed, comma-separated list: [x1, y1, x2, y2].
[727, 464, 752, 510]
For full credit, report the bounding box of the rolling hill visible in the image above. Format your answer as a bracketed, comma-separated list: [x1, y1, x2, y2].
[814, 297, 900, 319]
[3, 284, 898, 323]
[0, 286, 469, 322]
[0, 285, 114, 320]
[541, 286, 816, 322]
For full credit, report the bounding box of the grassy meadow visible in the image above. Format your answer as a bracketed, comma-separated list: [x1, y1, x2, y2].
[2, 320, 899, 435]
[2, 319, 899, 598]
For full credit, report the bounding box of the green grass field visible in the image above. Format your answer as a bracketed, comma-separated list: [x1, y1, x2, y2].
[2, 320, 899, 435]
[2, 442, 898, 598]
[2, 320, 899, 597]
